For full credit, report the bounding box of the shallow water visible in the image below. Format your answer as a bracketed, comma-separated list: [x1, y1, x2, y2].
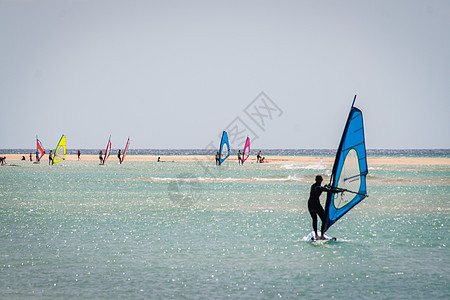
[1, 159, 449, 298]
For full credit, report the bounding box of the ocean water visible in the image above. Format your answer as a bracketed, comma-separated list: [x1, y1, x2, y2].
[0, 154, 449, 299]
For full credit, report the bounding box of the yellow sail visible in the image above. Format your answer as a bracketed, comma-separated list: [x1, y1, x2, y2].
[52, 135, 66, 164]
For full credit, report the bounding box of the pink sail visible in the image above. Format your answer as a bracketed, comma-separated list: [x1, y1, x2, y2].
[103, 135, 112, 163]
[242, 137, 250, 164]
[121, 137, 130, 163]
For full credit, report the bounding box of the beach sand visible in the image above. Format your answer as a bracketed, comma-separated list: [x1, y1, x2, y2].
[1, 154, 449, 166]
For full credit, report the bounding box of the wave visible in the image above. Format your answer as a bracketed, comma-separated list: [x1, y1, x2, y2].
[280, 160, 329, 170]
[127, 175, 307, 184]
[124, 174, 450, 187]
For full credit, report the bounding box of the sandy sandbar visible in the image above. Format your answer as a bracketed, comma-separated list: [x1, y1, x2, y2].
[1, 154, 449, 166]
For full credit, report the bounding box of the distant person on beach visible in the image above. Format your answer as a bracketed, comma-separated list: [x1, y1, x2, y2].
[48, 151, 53, 165]
[158, 157, 161, 162]
[118, 150, 122, 164]
[215, 151, 220, 166]
[78, 150, 81, 160]
[0, 156, 6, 165]
[238, 150, 242, 165]
[29, 153, 33, 161]
[257, 151, 261, 163]
[21, 156, 26, 160]
[261, 157, 265, 163]
[308, 175, 342, 240]
[99, 151, 103, 164]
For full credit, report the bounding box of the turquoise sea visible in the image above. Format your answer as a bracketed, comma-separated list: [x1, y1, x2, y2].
[1, 151, 449, 299]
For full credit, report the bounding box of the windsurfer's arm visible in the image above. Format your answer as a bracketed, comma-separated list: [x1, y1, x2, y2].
[323, 185, 345, 193]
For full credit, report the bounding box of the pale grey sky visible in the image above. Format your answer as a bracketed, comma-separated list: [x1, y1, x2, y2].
[1, 0, 449, 149]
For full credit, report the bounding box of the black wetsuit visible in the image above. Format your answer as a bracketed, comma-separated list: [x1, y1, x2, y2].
[308, 182, 329, 235]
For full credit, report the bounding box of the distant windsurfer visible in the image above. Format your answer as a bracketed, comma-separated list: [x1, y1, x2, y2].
[49, 150, 53, 165]
[257, 151, 261, 163]
[118, 150, 122, 164]
[78, 149, 81, 160]
[215, 151, 220, 166]
[29, 153, 33, 161]
[308, 175, 342, 240]
[238, 150, 242, 165]
[99, 151, 103, 164]
[0, 156, 6, 165]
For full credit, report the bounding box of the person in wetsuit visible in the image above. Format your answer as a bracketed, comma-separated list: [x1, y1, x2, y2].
[308, 175, 342, 240]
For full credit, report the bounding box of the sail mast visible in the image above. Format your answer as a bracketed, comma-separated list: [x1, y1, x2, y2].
[219, 131, 230, 165]
[103, 135, 112, 163]
[329, 95, 357, 186]
[122, 137, 130, 163]
[52, 134, 66, 164]
[324, 95, 368, 232]
[242, 137, 250, 164]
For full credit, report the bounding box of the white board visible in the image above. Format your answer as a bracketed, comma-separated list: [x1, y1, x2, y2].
[303, 230, 336, 242]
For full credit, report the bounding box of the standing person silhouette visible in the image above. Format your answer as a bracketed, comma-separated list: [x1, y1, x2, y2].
[118, 149, 122, 164]
[308, 175, 343, 240]
[237, 150, 242, 165]
[215, 151, 220, 166]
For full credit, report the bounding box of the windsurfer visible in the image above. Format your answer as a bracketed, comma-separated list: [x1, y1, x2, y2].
[215, 151, 220, 166]
[257, 151, 261, 163]
[118, 150, 122, 164]
[238, 150, 242, 165]
[49, 150, 53, 165]
[99, 151, 103, 164]
[308, 175, 341, 240]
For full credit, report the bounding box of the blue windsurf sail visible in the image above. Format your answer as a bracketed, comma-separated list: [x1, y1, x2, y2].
[219, 131, 230, 165]
[324, 95, 368, 232]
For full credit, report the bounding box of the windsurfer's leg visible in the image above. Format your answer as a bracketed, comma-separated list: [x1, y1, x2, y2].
[309, 209, 318, 238]
[317, 205, 326, 237]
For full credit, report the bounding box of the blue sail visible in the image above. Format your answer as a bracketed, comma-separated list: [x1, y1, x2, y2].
[324, 96, 368, 232]
[219, 131, 230, 165]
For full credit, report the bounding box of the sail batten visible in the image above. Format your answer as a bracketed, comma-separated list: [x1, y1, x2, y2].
[324, 96, 368, 232]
